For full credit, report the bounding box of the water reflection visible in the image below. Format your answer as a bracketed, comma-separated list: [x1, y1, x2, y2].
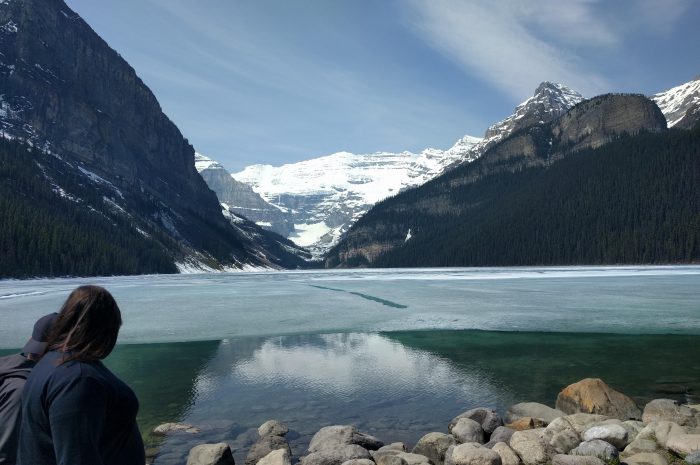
[98, 330, 700, 465]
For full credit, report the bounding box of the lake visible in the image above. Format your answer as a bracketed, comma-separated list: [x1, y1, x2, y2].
[1, 266, 699, 464]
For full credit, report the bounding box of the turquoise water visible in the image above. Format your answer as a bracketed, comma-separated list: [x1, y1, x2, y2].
[0, 267, 698, 463]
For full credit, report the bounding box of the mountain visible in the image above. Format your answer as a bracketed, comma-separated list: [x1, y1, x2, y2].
[195, 153, 294, 237]
[0, 0, 306, 276]
[324, 93, 693, 268]
[232, 82, 584, 257]
[651, 75, 700, 129]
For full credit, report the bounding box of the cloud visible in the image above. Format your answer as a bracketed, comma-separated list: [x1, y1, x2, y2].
[402, 0, 689, 101]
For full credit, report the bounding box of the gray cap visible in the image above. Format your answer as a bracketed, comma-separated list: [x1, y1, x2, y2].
[22, 313, 58, 355]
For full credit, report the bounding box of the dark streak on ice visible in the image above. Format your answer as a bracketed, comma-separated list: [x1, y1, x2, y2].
[309, 285, 408, 309]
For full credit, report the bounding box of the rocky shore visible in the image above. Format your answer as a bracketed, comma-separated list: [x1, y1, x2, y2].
[152, 378, 700, 465]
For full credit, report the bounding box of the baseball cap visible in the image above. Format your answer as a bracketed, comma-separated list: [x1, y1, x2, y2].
[22, 313, 58, 355]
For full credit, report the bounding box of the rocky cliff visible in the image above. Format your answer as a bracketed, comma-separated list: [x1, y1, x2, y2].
[325, 94, 675, 268]
[0, 0, 306, 272]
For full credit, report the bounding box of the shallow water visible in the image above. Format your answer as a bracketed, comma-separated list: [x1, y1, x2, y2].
[0, 267, 698, 463]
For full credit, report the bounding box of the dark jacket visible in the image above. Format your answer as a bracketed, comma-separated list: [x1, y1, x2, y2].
[0, 355, 34, 465]
[17, 351, 145, 465]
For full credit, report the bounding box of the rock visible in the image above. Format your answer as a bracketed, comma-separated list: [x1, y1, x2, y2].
[309, 426, 384, 452]
[570, 440, 619, 462]
[621, 421, 645, 440]
[509, 429, 549, 465]
[187, 443, 235, 465]
[685, 450, 700, 465]
[394, 453, 432, 465]
[448, 445, 501, 465]
[622, 439, 658, 456]
[489, 428, 516, 446]
[556, 379, 642, 420]
[506, 403, 565, 424]
[258, 449, 291, 465]
[636, 421, 686, 448]
[258, 420, 289, 438]
[412, 432, 457, 465]
[491, 442, 520, 465]
[379, 444, 408, 453]
[622, 452, 667, 465]
[541, 417, 582, 454]
[301, 445, 372, 465]
[506, 418, 549, 431]
[445, 444, 482, 465]
[642, 399, 699, 427]
[665, 434, 700, 456]
[452, 418, 485, 444]
[582, 424, 629, 449]
[246, 435, 291, 465]
[377, 456, 409, 465]
[341, 460, 376, 465]
[451, 409, 504, 435]
[551, 454, 604, 465]
[154, 422, 201, 435]
[564, 415, 610, 435]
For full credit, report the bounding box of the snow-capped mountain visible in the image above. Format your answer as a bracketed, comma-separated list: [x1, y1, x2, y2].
[651, 75, 700, 128]
[232, 82, 584, 257]
[195, 153, 294, 236]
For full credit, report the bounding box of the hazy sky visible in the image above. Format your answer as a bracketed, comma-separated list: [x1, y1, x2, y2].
[65, 0, 700, 172]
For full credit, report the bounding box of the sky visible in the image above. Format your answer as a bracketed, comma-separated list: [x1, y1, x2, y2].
[64, 0, 700, 172]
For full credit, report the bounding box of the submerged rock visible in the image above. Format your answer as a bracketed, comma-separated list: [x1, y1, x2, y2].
[187, 443, 235, 465]
[258, 420, 289, 438]
[153, 422, 201, 435]
[556, 379, 641, 420]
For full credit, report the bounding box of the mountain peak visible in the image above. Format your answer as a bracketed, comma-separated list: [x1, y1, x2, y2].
[651, 75, 700, 128]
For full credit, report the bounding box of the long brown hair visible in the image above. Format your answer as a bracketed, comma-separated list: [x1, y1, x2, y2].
[47, 285, 122, 363]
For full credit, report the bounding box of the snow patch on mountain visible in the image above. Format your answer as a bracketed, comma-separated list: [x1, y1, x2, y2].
[651, 76, 700, 127]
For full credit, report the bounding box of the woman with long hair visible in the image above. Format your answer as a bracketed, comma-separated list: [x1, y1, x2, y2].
[17, 285, 145, 465]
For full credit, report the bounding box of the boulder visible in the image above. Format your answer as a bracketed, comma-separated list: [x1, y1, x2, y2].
[489, 428, 516, 446]
[379, 444, 408, 453]
[551, 455, 604, 465]
[622, 452, 667, 465]
[556, 379, 642, 420]
[412, 432, 457, 465]
[187, 443, 235, 465]
[564, 415, 610, 435]
[665, 434, 700, 456]
[394, 453, 432, 465]
[635, 421, 686, 448]
[642, 399, 699, 427]
[258, 449, 291, 465]
[506, 403, 565, 424]
[450, 408, 504, 435]
[246, 435, 291, 465]
[685, 450, 700, 465]
[622, 439, 658, 456]
[621, 421, 645, 440]
[491, 442, 520, 465]
[154, 422, 201, 435]
[445, 444, 482, 465]
[309, 426, 384, 452]
[506, 418, 549, 431]
[452, 418, 485, 444]
[509, 429, 549, 465]
[570, 440, 619, 462]
[582, 424, 629, 449]
[448, 445, 501, 465]
[258, 420, 289, 438]
[341, 460, 376, 465]
[541, 417, 581, 454]
[377, 456, 409, 465]
[300, 445, 372, 465]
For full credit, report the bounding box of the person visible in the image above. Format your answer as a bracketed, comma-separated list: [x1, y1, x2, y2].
[0, 313, 57, 465]
[17, 285, 145, 465]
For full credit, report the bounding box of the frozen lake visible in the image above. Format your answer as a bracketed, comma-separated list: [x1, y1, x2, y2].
[1, 266, 698, 464]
